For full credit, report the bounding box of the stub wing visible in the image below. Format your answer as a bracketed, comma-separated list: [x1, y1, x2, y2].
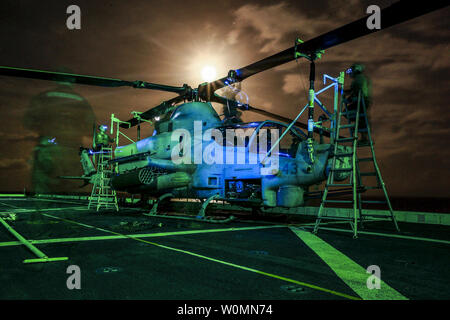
[58, 175, 94, 188]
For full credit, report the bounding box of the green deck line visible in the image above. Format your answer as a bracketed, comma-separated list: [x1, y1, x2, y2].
[29, 211, 359, 300]
[31, 198, 90, 206]
[0, 225, 286, 247]
[0, 194, 25, 197]
[290, 227, 408, 300]
[142, 238, 361, 300]
[0, 221, 349, 248]
[0, 206, 87, 214]
[0, 217, 68, 264]
[302, 226, 450, 245]
[0, 201, 22, 208]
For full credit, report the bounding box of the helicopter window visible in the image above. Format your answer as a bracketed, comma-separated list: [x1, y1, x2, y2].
[256, 123, 300, 158]
[208, 177, 218, 186]
[220, 127, 255, 148]
[279, 127, 301, 158]
[179, 135, 184, 157]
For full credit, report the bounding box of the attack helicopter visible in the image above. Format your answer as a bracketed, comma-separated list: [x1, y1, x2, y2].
[0, 1, 447, 215]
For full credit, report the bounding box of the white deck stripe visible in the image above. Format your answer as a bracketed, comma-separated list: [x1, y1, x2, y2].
[289, 227, 408, 300]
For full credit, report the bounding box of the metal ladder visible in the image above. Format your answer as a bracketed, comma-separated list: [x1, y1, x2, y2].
[313, 91, 399, 238]
[88, 146, 119, 212]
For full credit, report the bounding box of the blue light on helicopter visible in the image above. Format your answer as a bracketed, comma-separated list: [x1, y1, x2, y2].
[276, 152, 291, 158]
[91, 150, 111, 155]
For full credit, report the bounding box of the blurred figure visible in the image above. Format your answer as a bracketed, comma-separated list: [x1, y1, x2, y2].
[28, 136, 61, 220]
[23, 69, 96, 194]
[30, 136, 58, 195]
[344, 63, 372, 144]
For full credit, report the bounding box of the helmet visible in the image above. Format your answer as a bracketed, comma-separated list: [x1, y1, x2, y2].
[350, 63, 365, 74]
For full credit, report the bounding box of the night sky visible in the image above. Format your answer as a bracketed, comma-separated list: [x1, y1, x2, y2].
[0, 0, 448, 197]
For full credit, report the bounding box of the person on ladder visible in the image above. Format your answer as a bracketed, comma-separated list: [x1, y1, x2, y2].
[343, 63, 372, 145]
[94, 125, 115, 152]
[78, 124, 114, 167]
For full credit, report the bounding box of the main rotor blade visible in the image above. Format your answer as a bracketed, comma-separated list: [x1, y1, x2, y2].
[210, 94, 331, 137]
[200, 0, 448, 99]
[0, 66, 188, 94]
[246, 105, 334, 138]
[121, 95, 185, 128]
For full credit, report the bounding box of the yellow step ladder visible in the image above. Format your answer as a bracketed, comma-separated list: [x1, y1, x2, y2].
[88, 147, 118, 212]
[313, 91, 399, 238]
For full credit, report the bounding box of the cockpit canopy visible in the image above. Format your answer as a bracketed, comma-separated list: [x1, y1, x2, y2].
[156, 102, 222, 134]
[216, 120, 306, 158]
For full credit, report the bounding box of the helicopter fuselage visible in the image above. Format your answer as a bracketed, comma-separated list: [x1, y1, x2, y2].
[109, 102, 351, 208]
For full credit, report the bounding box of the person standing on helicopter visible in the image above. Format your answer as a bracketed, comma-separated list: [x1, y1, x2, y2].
[344, 63, 372, 144]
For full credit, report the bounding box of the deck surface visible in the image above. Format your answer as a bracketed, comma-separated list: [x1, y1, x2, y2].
[0, 197, 449, 300]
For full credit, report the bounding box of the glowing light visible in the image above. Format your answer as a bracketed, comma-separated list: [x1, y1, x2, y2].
[201, 65, 217, 82]
[154, 116, 160, 121]
[48, 137, 57, 145]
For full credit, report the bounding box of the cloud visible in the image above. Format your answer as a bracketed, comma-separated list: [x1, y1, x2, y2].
[0, 158, 29, 170]
[227, 2, 336, 53]
[0, 131, 38, 142]
[281, 73, 311, 95]
[282, 74, 302, 94]
[0, 0, 448, 197]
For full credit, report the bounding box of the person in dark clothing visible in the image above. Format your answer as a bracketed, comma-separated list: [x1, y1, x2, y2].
[31, 136, 58, 195]
[24, 73, 96, 194]
[344, 63, 372, 144]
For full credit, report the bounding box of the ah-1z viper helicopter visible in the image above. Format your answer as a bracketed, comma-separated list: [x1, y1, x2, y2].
[0, 1, 447, 215]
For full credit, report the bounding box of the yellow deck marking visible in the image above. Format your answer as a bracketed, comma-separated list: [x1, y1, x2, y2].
[0, 225, 285, 247]
[138, 238, 360, 300]
[0, 201, 360, 299]
[25, 198, 88, 206]
[0, 203, 359, 300]
[303, 226, 450, 245]
[0, 206, 87, 214]
[45, 213, 359, 300]
[289, 227, 408, 300]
